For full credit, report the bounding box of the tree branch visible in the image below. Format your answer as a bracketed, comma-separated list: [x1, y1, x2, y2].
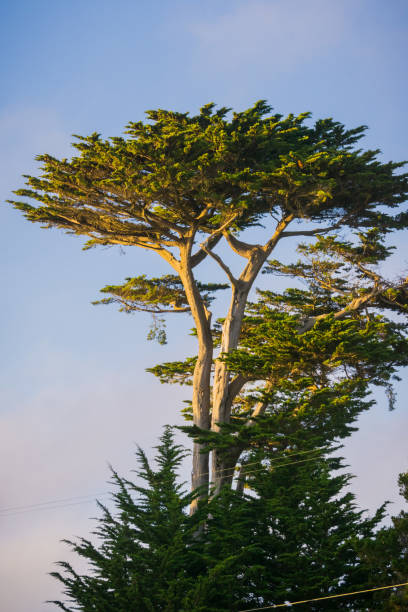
[224, 373, 249, 414]
[297, 286, 385, 334]
[263, 214, 295, 253]
[123, 304, 190, 314]
[223, 231, 261, 259]
[200, 244, 238, 287]
[280, 225, 337, 238]
[190, 233, 222, 268]
[279, 216, 347, 239]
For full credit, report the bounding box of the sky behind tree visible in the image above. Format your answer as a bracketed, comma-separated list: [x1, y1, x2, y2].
[1, 1, 408, 610]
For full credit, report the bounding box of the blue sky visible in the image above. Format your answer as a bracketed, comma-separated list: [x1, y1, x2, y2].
[1, 1, 408, 610]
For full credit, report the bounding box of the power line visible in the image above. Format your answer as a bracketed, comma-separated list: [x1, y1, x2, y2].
[0, 492, 110, 514]
[238, 455, 330, 478]
[207, 446, 328, 479]
[0, 449, 328, 517]
[239, 581, 408, 611]
[0, 493, 111, 517]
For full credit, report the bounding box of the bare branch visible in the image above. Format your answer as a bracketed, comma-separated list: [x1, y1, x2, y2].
[190, 233, 222, 268]
[250, 398, 269, 419]
[354, 261, 382, 283]
[225, 374, 249, 414]
[280, 225, 337, 238]
[223, 231, 260, 259]
[200, 244, 238, 287]
[279, 215, 347, 239]
[297, 286, 385, 334]
[96, 236, 180, 270]
[247, 380, 275, 421]
[263, 214, 295, 253]
[200, 212, 240, 249]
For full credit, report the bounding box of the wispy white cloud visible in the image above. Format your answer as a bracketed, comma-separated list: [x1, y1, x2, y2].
[190, 0, 347, 74]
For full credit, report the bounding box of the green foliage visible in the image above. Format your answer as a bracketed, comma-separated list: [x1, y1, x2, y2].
[169, 277, 408, 452]
[92, 275, 228, 344]
[93, 275, 228, 314]
[9, 101, 408, 606]
[9, 101, 407, 249]
[147, 357, 197, 386]
[49, 427, 197, 611]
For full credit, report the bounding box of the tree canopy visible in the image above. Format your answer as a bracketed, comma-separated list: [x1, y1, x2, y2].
[8, 101, 408, 500]
[8, 101, 408, 608]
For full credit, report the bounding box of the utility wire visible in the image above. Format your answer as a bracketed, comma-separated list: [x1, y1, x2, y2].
[0, 492, 110, 514]
[239, 581, 408, 610]
[0, 494, 111, 517]
[236, 455, 329, 479]
[0, 449, 328, 517]
[203, 446, 328, 479]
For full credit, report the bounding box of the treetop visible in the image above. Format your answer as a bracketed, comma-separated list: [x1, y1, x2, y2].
[8, 101, 408, 259]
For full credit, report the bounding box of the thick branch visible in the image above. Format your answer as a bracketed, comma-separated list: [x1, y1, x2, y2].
[224, 374, 249, 415]
[298, 286, 385, 334]
[179, 241, 214, 504]
[190, 233, 222, 268]
[201, 245, 238, 287]
[263, 214, 295, 253]
[223, 231, 261, 259]
[280, 225, 338, 238]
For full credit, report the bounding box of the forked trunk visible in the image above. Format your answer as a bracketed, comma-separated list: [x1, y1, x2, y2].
[210, 248, 271, 493]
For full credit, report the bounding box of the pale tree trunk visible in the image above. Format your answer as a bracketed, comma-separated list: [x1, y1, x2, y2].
[179, 248, 213, 512]
[178, 218, 294, 506]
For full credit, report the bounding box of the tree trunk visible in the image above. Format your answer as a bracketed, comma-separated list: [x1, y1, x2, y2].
[179, 253, 213, 512]
[190, 339, 212, 511]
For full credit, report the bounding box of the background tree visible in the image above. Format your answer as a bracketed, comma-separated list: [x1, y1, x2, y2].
[8, 102, 408, 501]
[359, 471, 408, 610]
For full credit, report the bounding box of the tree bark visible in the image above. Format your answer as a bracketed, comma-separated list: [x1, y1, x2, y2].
[179, 246, 213, 511]
[211, 250, 266, 492]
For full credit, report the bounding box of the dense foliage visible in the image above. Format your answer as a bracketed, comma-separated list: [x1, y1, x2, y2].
[50, 428, 407, 611]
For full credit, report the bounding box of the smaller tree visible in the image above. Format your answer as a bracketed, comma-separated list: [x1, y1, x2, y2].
[49, 427, 196, 612]
[50, 428, 406, 611]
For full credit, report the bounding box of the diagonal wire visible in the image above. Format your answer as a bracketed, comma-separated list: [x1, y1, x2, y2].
[207, 446, 328, 479]
[0, 447, 328, 516]
[0, 492, 110, 514]
[239, 581, 408, 610]
[0, 494, 111, 517]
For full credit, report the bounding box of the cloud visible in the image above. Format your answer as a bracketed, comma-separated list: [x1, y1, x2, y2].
[189, 0, 347, 74]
